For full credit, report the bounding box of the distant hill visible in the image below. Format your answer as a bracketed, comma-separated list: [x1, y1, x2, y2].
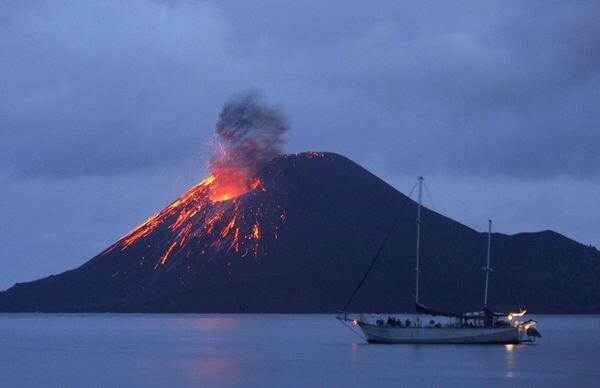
[1, 152, 598, 313]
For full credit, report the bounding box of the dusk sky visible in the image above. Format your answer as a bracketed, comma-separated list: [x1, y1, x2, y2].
[1, 0, 599, 290]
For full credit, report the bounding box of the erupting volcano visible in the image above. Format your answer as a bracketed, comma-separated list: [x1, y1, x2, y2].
[105, 94, 291, 270]
[1, 96, 599, 313]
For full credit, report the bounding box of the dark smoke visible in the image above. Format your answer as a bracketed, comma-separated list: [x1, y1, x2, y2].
[209, 93, 289, 182]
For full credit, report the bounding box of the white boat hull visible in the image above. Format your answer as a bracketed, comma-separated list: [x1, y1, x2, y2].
[358, 322, 526, 344]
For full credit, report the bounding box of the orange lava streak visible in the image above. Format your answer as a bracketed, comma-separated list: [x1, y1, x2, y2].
[177, 224, 193, 247]
[231, 227, 240, 253]
[221, 216, 237, 237]
[155, 241, 178, 269]
[205, 213, 223, 234]
[200, 175, 217, 186]
[121, 213, 162, 250]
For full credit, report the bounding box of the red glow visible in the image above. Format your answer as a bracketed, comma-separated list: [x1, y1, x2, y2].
[106, 166, 284, 271]
[209, 168, 253, 202]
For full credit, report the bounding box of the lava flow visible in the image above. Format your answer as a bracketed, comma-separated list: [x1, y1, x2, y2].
[105, 171, 282, 270]
[104, 94, 290, 270]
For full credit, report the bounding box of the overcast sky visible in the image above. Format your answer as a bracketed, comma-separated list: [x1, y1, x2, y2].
[1, 0, 599, 290]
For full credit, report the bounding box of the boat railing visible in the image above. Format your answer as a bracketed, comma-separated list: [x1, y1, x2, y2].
[363, 314, 521, 329]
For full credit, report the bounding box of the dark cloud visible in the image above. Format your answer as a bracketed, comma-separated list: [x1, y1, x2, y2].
[214, 0, 600, 179]
[1, 0, 599, 288]
[1, 1, 598, 180]
[0, 1, 244, 179]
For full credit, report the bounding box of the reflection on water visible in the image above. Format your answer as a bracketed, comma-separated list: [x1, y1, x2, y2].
[190, 317, 241, 330]
[504, 344, 515, 378]
[0, 314, 598, 387]
[196, 360, 239, 377]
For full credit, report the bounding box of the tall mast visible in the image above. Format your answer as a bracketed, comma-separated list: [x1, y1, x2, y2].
[483, 219, 493, 308]
[415, 177, 424, 305]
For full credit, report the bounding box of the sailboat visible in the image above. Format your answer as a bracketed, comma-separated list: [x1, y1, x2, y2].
[338, 177, 541, 344]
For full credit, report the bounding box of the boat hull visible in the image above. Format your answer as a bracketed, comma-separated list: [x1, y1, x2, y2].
[358, 322, 526, 344]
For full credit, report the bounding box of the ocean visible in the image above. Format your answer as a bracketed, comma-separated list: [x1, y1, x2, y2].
[0, 314, 598, 387]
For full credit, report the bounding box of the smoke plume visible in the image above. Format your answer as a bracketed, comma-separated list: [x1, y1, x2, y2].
[208, 93, 289, 200]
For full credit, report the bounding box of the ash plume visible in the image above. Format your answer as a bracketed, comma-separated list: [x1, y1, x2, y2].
[208, 94, 289, 195]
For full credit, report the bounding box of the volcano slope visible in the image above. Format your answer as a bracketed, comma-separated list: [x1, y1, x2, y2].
[1, 152, 599, 313]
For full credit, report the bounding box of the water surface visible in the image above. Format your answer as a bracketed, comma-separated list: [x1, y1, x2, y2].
[0, 314, 598, 387]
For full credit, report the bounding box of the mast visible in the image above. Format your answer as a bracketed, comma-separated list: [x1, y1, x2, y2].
[415, 177, 424, 305]
[483, 219, 493, 308]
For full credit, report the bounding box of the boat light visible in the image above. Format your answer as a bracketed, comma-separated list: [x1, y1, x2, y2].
[508, 310, 526, 321]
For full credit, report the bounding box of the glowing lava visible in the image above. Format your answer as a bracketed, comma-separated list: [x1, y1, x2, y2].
[105, 170, 284, 271]
[208, 169, 262, 202]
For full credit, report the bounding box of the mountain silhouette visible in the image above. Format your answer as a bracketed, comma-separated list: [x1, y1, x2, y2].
[1, 152, 598, 313]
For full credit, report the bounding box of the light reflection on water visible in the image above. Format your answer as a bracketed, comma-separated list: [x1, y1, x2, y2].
[0, 314, 598, 387]
[504, 344, 515, 378]
[190, 316, 241, 330]
[196, 360, 239, 378]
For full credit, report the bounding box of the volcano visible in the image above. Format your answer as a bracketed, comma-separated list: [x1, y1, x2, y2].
[1, 152, 599, 313]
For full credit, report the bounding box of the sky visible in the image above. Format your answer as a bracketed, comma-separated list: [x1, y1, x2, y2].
[1, 0, 599, 290]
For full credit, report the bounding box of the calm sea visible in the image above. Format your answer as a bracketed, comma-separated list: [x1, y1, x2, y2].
[0, 314, 598, 387]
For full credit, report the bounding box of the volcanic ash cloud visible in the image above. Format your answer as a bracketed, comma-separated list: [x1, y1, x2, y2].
[208, 94, 289, 201]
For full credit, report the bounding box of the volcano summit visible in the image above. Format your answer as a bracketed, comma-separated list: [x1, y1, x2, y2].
[1, 151, 599, 313]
